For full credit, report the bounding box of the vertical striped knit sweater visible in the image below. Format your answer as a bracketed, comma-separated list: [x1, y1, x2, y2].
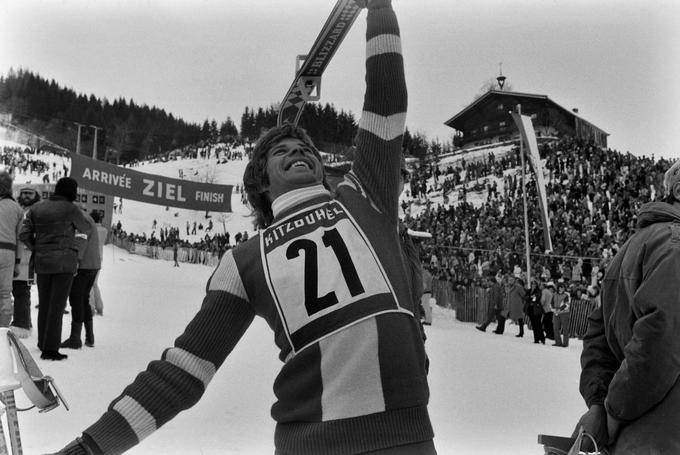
[75, 2, 432, 454]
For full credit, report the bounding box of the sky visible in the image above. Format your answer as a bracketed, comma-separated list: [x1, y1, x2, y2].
[1, 0, 680, 159]
[8, 153, 590, 455]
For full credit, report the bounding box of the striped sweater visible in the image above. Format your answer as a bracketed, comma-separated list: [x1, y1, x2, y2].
[79, 2, 432, 454]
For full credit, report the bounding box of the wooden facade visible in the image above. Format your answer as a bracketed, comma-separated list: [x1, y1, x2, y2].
[444, 90, 608, 149]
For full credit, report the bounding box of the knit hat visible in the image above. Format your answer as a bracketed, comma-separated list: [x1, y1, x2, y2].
[54, 177, 78, 202]
[663, 160, 680, 197]
[0, 171, 12, 197]
[17, 187, 40, 207]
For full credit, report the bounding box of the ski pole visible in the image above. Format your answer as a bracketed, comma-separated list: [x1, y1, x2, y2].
[0, 392, 21, 455]
[0, 404, 9, 455]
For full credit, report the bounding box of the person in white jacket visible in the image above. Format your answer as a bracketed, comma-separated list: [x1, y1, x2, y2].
[0, 171, 24, 328]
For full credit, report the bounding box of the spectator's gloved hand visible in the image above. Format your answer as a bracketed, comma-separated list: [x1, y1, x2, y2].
[571, 404, 608, 451]
[46, 437, 96, 455]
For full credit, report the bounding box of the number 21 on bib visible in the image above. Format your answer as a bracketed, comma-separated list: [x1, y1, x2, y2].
[261, 201, 410, 354]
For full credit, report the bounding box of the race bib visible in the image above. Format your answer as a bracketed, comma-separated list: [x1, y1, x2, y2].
[261, 201, 406, 354]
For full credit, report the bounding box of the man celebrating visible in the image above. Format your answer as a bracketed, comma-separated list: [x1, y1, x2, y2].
[572, 159, 680, 453]
[53, 1, 435, 453]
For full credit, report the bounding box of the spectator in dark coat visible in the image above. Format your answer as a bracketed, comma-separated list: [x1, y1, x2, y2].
[476, 272, 506, 334]
[19, 177, 91, 360]
[506, 275, 526, 337]
[572, 160, 680, 453]
[524, 279, 545, 344]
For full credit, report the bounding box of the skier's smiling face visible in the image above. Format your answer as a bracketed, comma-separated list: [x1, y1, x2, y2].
[263, 137, 324, 202]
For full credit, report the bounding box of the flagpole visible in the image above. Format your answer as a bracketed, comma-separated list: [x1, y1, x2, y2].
[517, 104, 532, 286]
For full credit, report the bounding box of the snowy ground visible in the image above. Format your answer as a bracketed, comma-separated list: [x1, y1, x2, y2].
[3, 150, 589, 454]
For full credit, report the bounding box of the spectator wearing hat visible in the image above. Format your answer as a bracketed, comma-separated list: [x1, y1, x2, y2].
[572, 159, 680, 453]
[0, 171, 24, 327]
[19, 177, 92, 361]
[9, 186, 41, 338]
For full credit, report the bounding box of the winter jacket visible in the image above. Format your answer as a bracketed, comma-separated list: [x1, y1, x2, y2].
[524, 287, 544, 317]
[540, 288, 554, 313]
[507, 282, 526, 320]
[552, 291, 570, 315]
[19, 196, 92, 274]
[489, 281, 504, 314]
[77, 214, 101, 271]
[579, 201, 680, 454]
[0, 197, 23, 260]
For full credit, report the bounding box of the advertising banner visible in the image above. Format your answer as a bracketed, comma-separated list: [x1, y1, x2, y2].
[511, 113, 553, 252]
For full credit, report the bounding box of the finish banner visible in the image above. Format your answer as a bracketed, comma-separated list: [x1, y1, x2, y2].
[69, 153, 233, 212]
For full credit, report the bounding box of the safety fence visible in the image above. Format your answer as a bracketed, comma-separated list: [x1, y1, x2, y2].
[110, 239, 595, 339]
[431, 280, 595, 339]
[110, 236, 222, 268]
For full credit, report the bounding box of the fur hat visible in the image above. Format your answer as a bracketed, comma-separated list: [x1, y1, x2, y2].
[54, 177, 78, 202]
[663, 160, 680, 197]
[0, 171, 12, 198]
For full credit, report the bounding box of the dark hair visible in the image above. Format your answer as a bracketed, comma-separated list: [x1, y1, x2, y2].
[243, 124, 328, 229]
[54, 177, 78, 202]
[90, 210, 102, 223]
[0, 171, 12, 198]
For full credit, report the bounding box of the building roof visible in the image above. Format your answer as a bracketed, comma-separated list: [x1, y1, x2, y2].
[444, 89, 608, 136]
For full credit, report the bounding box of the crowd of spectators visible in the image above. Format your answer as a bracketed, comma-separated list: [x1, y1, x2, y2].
[1, 145, 68, 183]
[109, 219, 250, 265]
[402, 136, 674, 302]
[4, 136, 676, 303]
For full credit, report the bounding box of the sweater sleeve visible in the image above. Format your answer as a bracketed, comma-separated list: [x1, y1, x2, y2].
[351, 0, 406, 224]
[80, 250, 255, 454]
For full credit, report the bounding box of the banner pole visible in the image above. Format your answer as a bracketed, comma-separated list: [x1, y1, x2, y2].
[517, 104, 532, 286]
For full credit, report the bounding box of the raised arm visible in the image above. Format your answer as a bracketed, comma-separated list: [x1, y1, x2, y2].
[351, 0, 406, 223]
[55, 250, 256, 454]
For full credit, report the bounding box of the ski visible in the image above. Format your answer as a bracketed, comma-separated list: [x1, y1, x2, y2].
[6, 331, 68, 412]
[538, 426, 601, 455]
[277, 0, 362, 126]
